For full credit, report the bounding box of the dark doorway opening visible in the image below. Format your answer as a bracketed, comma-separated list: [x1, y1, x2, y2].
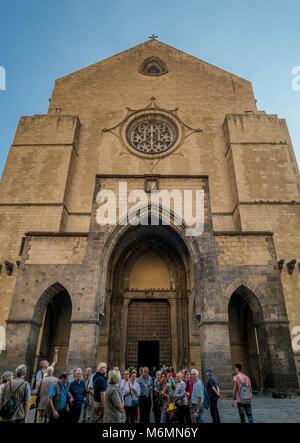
[126, 300, 171, 370]
[38, 288, 72, 376]
[228, 289, 262, 390]
[138, 341, 159, 370]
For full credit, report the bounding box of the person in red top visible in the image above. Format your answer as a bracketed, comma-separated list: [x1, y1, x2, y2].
[184, 370, 194, 421]
[232, 363, 254, 423]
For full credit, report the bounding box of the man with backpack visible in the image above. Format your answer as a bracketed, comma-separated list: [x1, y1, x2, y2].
[232, 363, 254, 423]
[0, 364, 31, 423]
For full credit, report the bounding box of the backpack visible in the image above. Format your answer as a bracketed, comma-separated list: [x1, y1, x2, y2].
[203, 386, 210, 409]
[237, 375, 252, 404]
[0, 381, 26, 418]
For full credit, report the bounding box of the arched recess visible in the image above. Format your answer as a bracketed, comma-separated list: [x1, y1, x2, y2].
[228, 285, 264, 390]
[129, 251, 171, 290]
[33, 283, 72, 377]
[139, 57, 168, 75]
[97, 204, 201, 315]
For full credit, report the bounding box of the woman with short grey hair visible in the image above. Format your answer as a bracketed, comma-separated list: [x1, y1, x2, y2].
[173, 372, 190, 424]
[103, 370, 125, 423]
[122, 370, 140, 423]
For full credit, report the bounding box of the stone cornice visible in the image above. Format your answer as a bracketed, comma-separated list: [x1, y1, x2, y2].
[70, 320, 101, 326]
[225, 141, 288, 158]
[214, 231, 274, 236]
[6, 319, 42, 328]
[0, 202, 91, 217]
[212, 200, 300, 216]
[96, 174, 209, 179]
[256, 320, 290, 327]
[25, 232, 88, 237]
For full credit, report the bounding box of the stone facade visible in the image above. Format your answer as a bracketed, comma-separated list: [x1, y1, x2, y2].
[0, 40, 299, 393]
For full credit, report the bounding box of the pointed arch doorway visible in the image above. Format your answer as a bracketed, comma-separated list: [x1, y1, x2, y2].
[35, 283, 72, 376]
[106, 224, 194, 371]
[228, 286, 263, 390]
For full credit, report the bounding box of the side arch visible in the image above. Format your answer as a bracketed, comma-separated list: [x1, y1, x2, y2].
[228, 285, 264, 389]
[32, 282, 71, 324]
[29, 282, 72, 379]
[223, 278, 267, 312]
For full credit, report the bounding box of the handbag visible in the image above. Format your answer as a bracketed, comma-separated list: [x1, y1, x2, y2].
[175, 397, 183, 407]
[167, 401, 177, 412]
[166, 401, 178, 424]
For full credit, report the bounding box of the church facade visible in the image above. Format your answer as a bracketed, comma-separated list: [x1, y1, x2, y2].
[0, 40, 299, 393]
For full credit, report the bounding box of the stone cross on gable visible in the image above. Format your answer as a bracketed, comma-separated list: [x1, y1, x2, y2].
[149, 34, 158, 40]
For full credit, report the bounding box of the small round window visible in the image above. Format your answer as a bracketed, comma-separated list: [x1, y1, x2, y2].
[126, 114, 178, 154]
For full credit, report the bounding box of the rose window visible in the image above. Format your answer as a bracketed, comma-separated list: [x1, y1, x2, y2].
[126, 114, 178, 154]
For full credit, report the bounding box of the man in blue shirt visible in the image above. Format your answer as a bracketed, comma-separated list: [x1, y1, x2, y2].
[69, 368, 87, 424]
[191, 369, 205, 423]
[48, 372, 72, 424]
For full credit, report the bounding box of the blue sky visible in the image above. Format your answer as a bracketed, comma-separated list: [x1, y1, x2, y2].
[0, 0, 299, 176]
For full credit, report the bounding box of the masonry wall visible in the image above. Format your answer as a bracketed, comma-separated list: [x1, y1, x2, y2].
[0, 40, 299, 383]
[238, 204, 300, 378]
[0, 115, 80, 347]
[47, 40, 256, 221]
[216, 235, 274, 267]
[223, 112, 300, 377]
[25, 236, 88, 265]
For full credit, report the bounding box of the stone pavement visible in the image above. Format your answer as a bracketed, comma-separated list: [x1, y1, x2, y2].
[28, 396, 300, 423]
[208, 396, 300, 423]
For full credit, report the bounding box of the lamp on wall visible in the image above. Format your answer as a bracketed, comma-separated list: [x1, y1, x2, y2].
[195, 313, 201, 323]
[287, 259, 297, 275]
[278, 259, 285, 272]
[98, 312, 105, 325]
[16, 260, 21, 269]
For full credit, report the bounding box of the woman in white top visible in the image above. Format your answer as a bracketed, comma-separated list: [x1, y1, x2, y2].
[172, 372, 190, 424]
[122, 371, 141, 423]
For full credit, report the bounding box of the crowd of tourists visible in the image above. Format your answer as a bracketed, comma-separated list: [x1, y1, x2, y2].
[0, 354, 255, 424]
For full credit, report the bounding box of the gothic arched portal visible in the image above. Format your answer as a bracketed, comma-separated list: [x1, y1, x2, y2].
[105, 224, 197, 371]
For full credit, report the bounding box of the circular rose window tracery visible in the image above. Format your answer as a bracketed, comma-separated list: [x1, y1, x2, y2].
[126, 114, 178, 154]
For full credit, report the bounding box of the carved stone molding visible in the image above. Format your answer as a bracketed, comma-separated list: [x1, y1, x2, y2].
[102, 97, 202, 165]
[139, 57, 168, 76]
